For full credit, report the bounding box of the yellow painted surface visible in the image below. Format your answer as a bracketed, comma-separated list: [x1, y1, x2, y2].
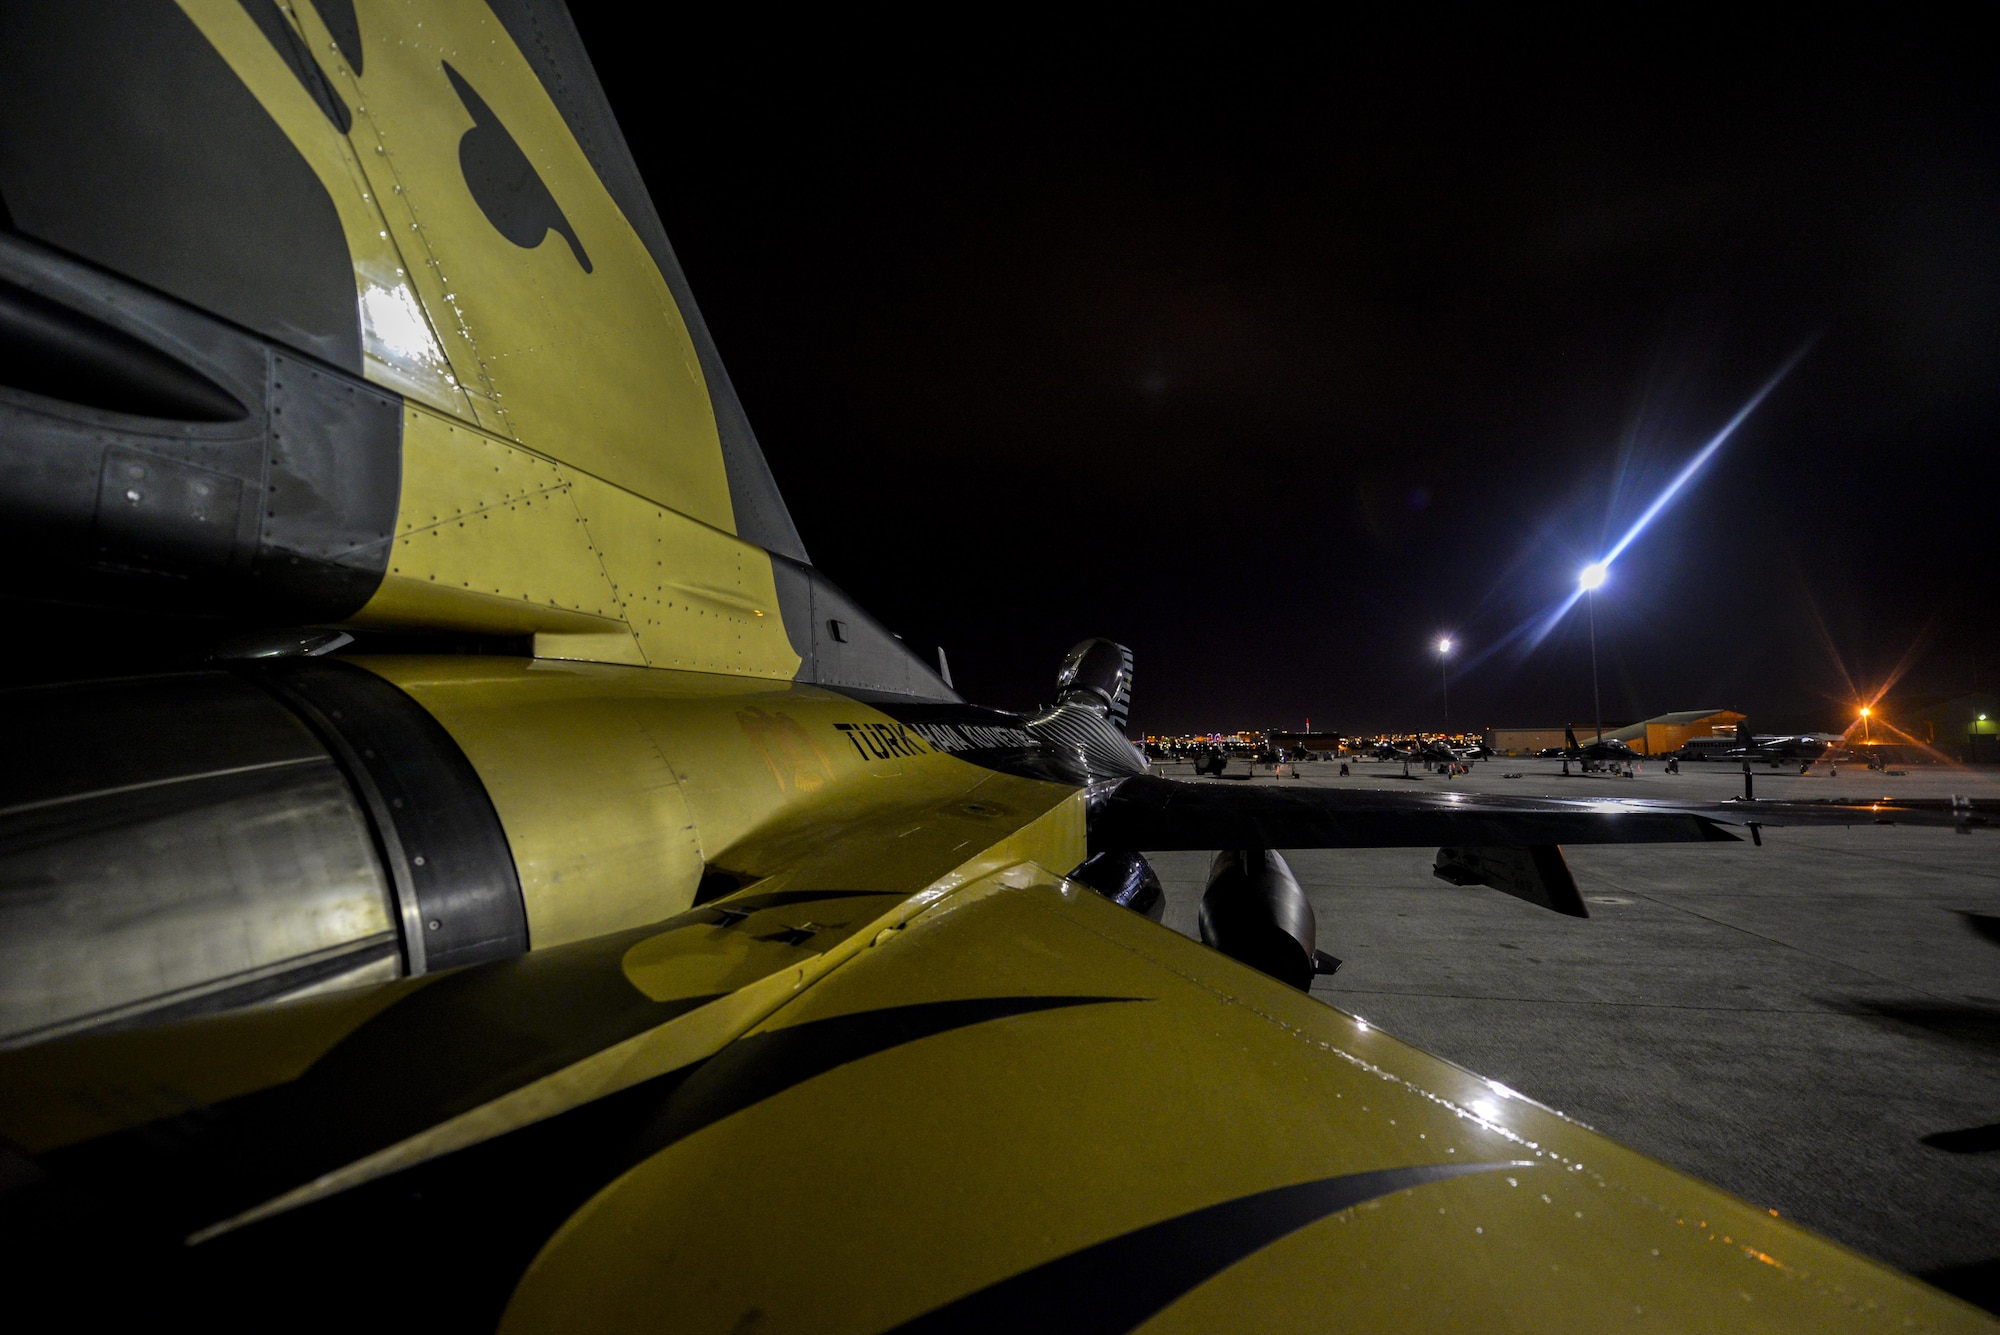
[349, 408, 800, 676]
[356, 658, 1076, 948]
[185, 2, 782, 670]
[183, 0, 737, 527]
[188, 957, 832, 1243]
[323, 0, 733, 522]
[179, 0, 473, 417]
[505, 871, 1993, 1335]
[164, 856, 1089, 1242]
[360, 657, 705, 948]
[0, 682, 1980, 1330]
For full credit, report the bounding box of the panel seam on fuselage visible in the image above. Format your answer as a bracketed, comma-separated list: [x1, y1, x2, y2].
[400, 401, 765, 549]
[557, 478, 649, 664]
[393, 478, 574, 538]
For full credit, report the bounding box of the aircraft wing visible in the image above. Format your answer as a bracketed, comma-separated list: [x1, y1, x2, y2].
[1091, 775, 1741, 850]
[2, 849, 1988, 1333]
[1091, 775, 1998, 851]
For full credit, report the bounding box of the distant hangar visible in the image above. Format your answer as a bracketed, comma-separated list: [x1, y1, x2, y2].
[1486, 709, 1744, 757]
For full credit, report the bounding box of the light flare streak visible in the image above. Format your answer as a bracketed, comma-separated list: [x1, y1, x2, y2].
[1793, 591, 1969, 767]
[1520, 343, 1814, 653]
[1594, 343, 1812, 574]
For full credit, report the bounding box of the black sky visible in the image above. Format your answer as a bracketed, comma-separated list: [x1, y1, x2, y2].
[575, 16, 1998, 735]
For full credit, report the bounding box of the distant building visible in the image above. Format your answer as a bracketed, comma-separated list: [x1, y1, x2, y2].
[1883, 693, 1999, 762]
[1484, 727, 1575, 756]
[1268, 731, 1346, 756]
[1485, 710, 1742, 757]
[1614, 710, 1745, 757]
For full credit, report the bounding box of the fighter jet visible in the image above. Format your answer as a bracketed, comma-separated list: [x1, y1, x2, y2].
[1189, 744, 1234, 776]
[0, 6, 1992, 1329]
[1559, 724, 1642, 771]
[1375, 737, 1475, 770]
[1715, 719, 1853, 768]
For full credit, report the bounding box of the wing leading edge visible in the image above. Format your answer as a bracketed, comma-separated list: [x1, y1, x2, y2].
[1090, 774, 1996, 853]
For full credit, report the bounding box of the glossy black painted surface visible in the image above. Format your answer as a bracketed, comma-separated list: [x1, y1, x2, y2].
[1198, 849, 1318, 992]
[1055, 638, 1134, 731]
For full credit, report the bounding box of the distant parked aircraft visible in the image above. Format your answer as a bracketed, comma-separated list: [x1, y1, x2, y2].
[1562, 725, 1641, 771]
[1712, 719, 1852, 768]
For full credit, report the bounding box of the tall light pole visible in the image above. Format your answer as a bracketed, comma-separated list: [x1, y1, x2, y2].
[1579, 563, 1607, 743]
[1437, 637, 1453, 735]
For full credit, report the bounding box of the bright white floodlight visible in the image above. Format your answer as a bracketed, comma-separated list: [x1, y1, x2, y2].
[1578, 562, 1608, 592]
[1437, 638, 1453, 655]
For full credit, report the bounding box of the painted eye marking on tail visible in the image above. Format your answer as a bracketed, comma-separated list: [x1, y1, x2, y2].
[441, 62, 592, 273]
[882, 1161, 1531, 1334]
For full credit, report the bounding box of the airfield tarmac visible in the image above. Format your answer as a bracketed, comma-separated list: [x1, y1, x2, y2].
[1145, 756, 2000, 1310]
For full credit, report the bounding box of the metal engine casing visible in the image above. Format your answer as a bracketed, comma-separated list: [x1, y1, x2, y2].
[0, 660, 524, 1047]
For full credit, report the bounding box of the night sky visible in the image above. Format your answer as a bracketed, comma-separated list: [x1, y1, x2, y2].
[576, 17, 1997, 736]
